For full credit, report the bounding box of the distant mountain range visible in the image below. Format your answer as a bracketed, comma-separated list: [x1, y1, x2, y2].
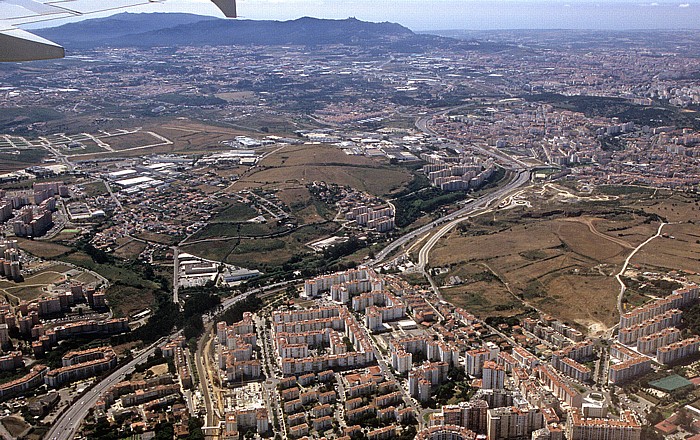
[35, 13, 449, 51]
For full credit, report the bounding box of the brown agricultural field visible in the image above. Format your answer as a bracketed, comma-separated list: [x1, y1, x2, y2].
[100, 130, 163, 151]
[157, 121, 247, 151]
[1, 416, 30, 438]
[113, 239, 148, 260]
[14, 238, 71, 259]
[69, 120, 250, 160]
[0, 263, 75, 303]
[106, 284, 155, 318]
[232, 144, 411, 197]
[554, 220, 628, 261]
[436, 262, 527, 318]
[133, 232, 180, 246]
[425, 184, 700, 334]
[276, 187, 332, 224]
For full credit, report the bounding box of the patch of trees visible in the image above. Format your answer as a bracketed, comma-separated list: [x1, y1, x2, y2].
[390, 173, 431, 198]
[241, 236, 366, 286]
[322, 236, 365, 261]
[134, 348, 167, 373]
[81, 242, 113, 264]
[187, 417, 205, 440]
[623, 277, 682, 298]
[485, 315, 521, 327]
[133, 291, 180, 343]
[393, 188, 467, 228]
[182, 287, 222, 318]
[682, 303, 700, 336]
[600, 136, 626, 152]
[156, 93, 226, 107]
[181, 287, 223, 340]
[220, 294, 263, 325]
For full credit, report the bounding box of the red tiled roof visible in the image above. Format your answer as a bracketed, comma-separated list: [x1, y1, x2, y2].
[654, 420, 678, 435]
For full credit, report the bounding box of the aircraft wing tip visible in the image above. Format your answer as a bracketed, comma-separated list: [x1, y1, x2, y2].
[211, 0, 237, 18]
[0, 27, 65, 62]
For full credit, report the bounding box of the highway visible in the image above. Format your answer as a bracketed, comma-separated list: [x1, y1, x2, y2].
[414, 170, 531, 300]
[173, 246, 180, 304]
[45, 336, 173, 440]
[418, 170, 531, 272]
[195, 329, 217, 429]
[369, 169, 531, 267]
[46, 280, 292, 440]
[370, 106, 531, 267]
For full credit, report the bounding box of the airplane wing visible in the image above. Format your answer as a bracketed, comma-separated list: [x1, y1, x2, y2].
[0, 0, 236, 62]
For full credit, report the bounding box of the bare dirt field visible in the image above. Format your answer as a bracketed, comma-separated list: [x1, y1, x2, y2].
[431, 215, 630, 329]
[635, 192, 700, 223]
[102, 131, 165, 151]
[69, 120, 249, 160]
[1, 416, 30, 438]
[15, 238, 71, 259]
[232, 144, 411, 197]
[425, 184, 689, 333]
[113, 239, 148, 260]
[439, 262, 527, 319]
[157, 121, 246, 151]
[632, 223, 700, 274]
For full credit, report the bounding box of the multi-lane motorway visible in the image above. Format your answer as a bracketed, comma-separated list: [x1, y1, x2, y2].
[370, 169, 531, 268]
[370, 109, 531, 267]
[415, 169, 532, 297]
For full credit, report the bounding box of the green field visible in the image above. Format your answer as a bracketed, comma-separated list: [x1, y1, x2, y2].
[0, 263, 76, 302]
[14, 238, 72, 259]
[0, 148, 48, 172]
[80, 180, 109, 197]
[182, 222, 340, 270]
[213, 201, 258, 222]
[188, 221, 290, 241]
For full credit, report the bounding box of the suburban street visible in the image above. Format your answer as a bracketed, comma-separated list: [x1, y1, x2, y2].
[45, 336, 174, 440]
[46, 280, 293, 440]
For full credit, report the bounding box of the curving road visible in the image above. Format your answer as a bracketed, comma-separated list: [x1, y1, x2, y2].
[369, 169, 531, 267]
[615, 222, 667, 316]
[415, 170, 531, 302]
[49, 107, 531, 439]
[370, 105, 532, 268]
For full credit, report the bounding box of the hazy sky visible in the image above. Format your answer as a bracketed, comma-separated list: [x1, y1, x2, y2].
[31, 0, 700, 31]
